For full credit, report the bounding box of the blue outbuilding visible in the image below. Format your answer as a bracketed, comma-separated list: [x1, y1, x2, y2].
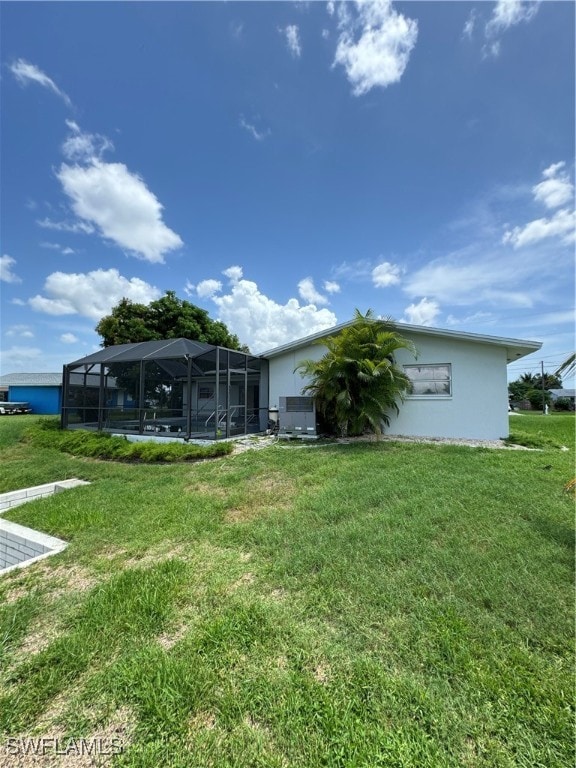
[0, 373, 63, 415]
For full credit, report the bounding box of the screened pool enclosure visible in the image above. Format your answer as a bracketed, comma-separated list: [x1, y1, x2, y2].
[62, 339, 268, 440]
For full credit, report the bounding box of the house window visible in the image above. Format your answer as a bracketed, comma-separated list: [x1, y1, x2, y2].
[198, 386, 214, 399]
[404, 364, 452, 396]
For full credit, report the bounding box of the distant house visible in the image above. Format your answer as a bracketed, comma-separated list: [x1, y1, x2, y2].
[0, 373, 64, 414]
[549, 388, 576, 409]
[0, 372, 120, 415]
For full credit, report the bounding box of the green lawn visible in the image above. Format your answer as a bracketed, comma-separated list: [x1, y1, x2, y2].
[0, 416, 574, 767]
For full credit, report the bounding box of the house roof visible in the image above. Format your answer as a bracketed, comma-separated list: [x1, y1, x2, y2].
[549, 388, 576, 398]
[261, 321, 542, 364]
[0, 373, 63, 387]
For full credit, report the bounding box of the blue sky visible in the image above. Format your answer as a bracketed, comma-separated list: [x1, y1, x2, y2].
[1, 1, 574, 384]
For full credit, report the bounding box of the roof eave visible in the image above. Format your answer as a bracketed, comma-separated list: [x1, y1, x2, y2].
[260, 321, 542, 362]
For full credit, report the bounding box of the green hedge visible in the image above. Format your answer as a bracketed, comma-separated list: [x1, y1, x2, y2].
[24, 419, 234, 463]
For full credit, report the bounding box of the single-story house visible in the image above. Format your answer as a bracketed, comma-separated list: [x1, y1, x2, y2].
[59, 323, 541, 441]
[549, 388, 576, 408]
[0, 373, 64, 414]
[263, 322, 541, 441]
[0, 372, 121, 415]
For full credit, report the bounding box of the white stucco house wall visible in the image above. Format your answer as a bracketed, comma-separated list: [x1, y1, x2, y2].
[262, 322, 541, 440]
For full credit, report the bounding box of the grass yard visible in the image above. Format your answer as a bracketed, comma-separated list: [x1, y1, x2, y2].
[0, 415, 574, 767]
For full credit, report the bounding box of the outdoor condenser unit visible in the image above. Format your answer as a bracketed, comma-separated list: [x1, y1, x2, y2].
[278, 396, 317, 439]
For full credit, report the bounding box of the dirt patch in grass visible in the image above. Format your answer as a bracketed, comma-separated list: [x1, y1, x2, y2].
[228, 572, 255, 592]
[157, 622, 190, 651]
[101, 542, 190, 570]
[185, 481, 230, 498]
[313, 661, 331, 685]
[14, 619, 62, 659]
[224, 472, 296, 523]
[3, 562, 96, 605]
[2, 583, 32, 605]
[38, 564, 98, 599]
[188, 710, 217, 732]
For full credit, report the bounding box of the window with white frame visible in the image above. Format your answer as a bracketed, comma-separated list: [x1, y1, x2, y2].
[404, 364, 452, 396]
[198, 386, 214, 399]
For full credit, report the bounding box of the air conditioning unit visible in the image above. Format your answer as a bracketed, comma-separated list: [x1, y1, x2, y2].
[278, 396, 317, 439]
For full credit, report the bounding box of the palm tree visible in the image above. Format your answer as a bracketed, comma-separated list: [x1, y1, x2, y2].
[555, 353, 575, 379]
[295, 309, 417, 438]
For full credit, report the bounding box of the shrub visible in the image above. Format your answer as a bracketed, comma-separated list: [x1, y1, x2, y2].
[526, 389, 551, 411]
[553, 397, 574, 412]
[24, 419, 234, 462]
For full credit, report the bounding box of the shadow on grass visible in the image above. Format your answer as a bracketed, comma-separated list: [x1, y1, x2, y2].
[530, 516, 575, 569]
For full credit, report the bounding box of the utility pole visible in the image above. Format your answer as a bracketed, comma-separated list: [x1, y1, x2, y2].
[541, 360, 546, 415]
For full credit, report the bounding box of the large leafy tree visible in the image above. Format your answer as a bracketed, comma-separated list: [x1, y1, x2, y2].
[96, 291, 245, 350]
[295, 309, 417, 438]
[508, 371, 562, 402]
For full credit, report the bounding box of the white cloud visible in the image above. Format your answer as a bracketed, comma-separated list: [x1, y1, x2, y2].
[10, 58, 72, 107]
[239, 116, 270, 141]
[482, 41, 501, 59]
[204, 268, 337, 352]
[0, 255, 22, 284]
[503, 208, 576, 249]
[56, 159, 183, 263]
[462, 10, 477, 39]
[483, 1, 540, 57]
[37, 218, 95, 234]
[298, 277, 329, 305]
[28, 268, 161, 321]
[445, 311, 496, 327]
[324, 280, 340, 294]
[532, 162, 574, 209]
[405, 259, 535, 308]
[502, 162, 575, 248]
[230, 21, 244, 40]
[486, 0, 540, 36]
[5, 325, 34, 339]
[40, 242, 76, 255]
[60, 333, 79, 344]
[223, 265, 244, 283]
[282, 25, 302, 58]
[401, 298, 440, 327]
[0, 346, 43, 373]
[333, 0, 418, 96]
[62, 121, 113, 162]
[195, 279, 223, 299]
[372, 261, 401, 288]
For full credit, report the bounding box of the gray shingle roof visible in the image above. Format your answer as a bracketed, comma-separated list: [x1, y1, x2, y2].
[0, 373, 62, 386]
[549, 388, 576, 398]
